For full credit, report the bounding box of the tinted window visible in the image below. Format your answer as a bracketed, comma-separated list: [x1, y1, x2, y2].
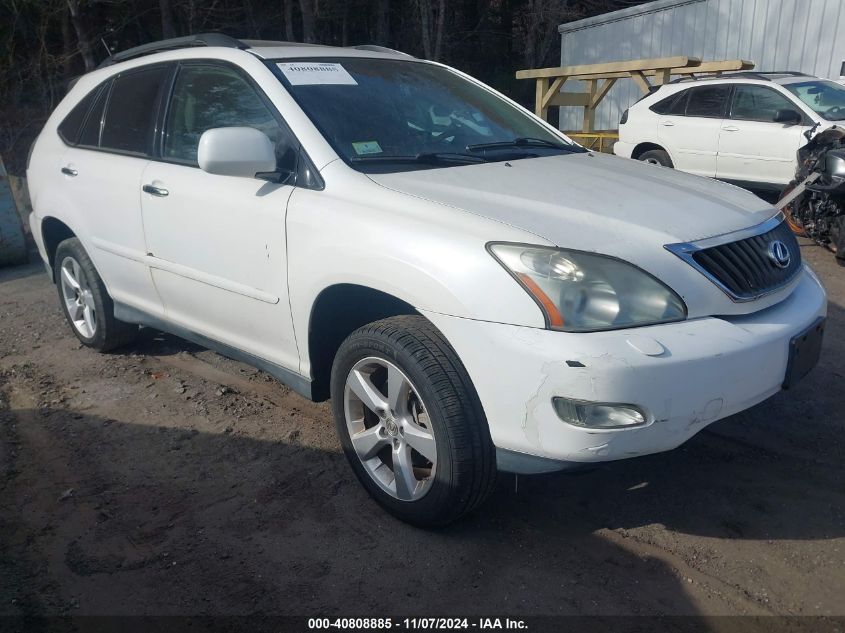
[101, 66, 168, 154]
[58, 86, 100, 144]
[78, 82, 109, 147]
[164, 64, 288, 166]
[685, 86, 730, 118]
[731, 85, 796, 122]
[650, 92, 678, 114]
[668, 90, 690, 115]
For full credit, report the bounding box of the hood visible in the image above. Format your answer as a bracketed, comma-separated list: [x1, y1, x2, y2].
[367, 152, 776, 252]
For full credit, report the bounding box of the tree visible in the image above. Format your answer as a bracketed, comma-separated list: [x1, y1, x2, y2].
[299, 0, 316, 43]
[375, 0, 390, 45]
[417, 0, 446, 61]
[159, 0, 178, 39]
[66, 0, 95, 71]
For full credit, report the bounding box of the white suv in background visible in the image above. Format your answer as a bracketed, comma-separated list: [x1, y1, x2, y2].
[615, 72, 845, 189]
[27, 37, 827, 525]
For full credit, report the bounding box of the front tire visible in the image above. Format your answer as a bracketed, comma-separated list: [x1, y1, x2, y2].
[639, 149, 673, 168]
[54, 237, 138, 351]
[330, 315, 496, 526]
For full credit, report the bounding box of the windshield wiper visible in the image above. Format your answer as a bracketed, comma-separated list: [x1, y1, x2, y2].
[349, 152, 488, 165]
[466, 137, 585, 152]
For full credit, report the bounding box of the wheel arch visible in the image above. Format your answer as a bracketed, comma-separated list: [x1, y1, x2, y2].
[631, 141, 669, 160]
[306, 283, 427, 401]
[41, 216, 77, 281]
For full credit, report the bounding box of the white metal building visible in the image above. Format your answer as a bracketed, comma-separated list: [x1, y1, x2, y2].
[558, 0, 845, 131]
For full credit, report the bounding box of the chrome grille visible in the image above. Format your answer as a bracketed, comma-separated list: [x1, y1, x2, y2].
[665, 215, 802, 302]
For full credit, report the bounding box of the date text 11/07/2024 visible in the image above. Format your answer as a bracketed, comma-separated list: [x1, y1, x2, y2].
[307, 618, 528, 630]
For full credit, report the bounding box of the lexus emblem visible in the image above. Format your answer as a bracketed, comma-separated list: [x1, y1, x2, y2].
[768, 240, 791, 269]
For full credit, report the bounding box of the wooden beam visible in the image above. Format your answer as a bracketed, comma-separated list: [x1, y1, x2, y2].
[547, 92, 590, 107]
[516, 56, 699, 80]
[523, 60, 755, 82]
[540, 75, 567, 109]
[630, 70, 652, 94]
[590, 78, 617, 108]
[672, 59, 754, 74]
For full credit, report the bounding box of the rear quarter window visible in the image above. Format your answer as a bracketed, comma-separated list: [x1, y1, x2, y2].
[649, 91, 682, 115]
[57, 86, 102, 145]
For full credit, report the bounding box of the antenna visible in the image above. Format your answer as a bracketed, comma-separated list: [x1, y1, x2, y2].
[100, 38, 113, 57]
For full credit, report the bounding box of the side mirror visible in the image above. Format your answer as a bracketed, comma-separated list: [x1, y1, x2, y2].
[197, 127, 277, 178]
[773, 109, 802, 125]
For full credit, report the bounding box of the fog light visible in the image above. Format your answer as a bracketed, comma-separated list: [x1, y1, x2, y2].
[553, 397, 647, 429]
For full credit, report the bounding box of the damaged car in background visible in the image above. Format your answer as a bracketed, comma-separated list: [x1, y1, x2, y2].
[26, 35, 827, 526]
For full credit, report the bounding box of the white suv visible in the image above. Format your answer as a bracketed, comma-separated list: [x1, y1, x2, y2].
[27, 36, 827, 525]
[615, 72, 845, 188]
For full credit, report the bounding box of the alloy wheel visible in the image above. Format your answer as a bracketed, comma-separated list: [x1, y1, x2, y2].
[60, 256, 97, 338]
[343, 357, 437, 501]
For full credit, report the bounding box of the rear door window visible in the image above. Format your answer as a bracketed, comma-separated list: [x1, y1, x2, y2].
[685, 86, 730, 118]
[101, 65, 169, 155]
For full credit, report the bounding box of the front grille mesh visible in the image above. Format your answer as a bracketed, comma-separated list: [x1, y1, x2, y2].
[691, 221, 801, 299]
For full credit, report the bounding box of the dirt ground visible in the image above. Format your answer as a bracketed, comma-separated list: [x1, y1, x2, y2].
[1, 239, 844, 622]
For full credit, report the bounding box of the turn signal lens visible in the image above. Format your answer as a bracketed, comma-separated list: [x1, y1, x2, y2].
[553, 397, 647, 429]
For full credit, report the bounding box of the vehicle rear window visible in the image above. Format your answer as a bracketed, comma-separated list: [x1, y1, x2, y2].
[685, 86, 730, 118]
[78, 82, 109, 147]
[58, 86, 101, 145]
[101, 66, 169, 154]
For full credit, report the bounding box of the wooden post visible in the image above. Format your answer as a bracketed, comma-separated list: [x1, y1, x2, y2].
[582, 79, 598, 133]
[535, 78, 549, 119]
[654, 68, 672, 85]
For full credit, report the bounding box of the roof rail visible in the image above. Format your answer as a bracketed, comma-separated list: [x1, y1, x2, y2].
[98, 33, 247, 68]
[727, 71, 814, 80]
[350, 44, 413, 57]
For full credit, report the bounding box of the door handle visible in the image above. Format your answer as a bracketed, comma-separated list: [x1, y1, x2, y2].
[660, 121, 675, 127]
[61, 166, 78, 176]
[142, 184, 169, 197]
[722, 126, 740, 132]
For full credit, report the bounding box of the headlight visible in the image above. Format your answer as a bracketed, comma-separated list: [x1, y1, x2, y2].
[488, 243, 687, 332]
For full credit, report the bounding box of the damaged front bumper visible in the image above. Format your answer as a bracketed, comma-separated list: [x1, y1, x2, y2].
[422, 267, 827, 474]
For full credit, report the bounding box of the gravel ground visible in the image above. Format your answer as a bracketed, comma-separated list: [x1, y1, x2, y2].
[0, 239, 843, 622]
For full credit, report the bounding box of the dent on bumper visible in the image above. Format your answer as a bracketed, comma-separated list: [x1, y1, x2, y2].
[423, 268, 827, 470]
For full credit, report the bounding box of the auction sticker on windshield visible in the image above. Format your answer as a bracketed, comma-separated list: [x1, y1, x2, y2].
[277, 62, 358, 86]
[352, 141, 383, 155]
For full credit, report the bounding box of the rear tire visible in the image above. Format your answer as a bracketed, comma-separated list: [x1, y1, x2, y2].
[54, 237, 138, 352]
[330, 315, 496, 527]
[639, 149, 673, 168]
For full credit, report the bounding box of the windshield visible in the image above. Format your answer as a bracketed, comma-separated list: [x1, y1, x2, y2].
[270, 57, 583, 171]
[784, 80, 845, 121]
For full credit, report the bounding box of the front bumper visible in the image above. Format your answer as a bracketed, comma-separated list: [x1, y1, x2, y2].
[422, 267, 827, 472]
